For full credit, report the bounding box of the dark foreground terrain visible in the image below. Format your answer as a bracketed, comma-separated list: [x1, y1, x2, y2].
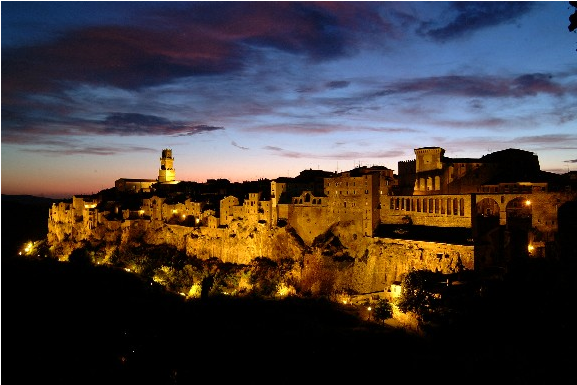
[1, 194, 57, 257]
[3, 256, 576, 385]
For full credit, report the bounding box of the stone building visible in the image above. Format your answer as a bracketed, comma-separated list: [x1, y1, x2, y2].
[115, 148, 179, 192]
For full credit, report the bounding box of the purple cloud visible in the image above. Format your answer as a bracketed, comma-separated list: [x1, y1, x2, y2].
[2, 2, 391, 96]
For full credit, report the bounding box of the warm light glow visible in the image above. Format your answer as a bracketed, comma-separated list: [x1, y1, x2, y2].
[525, 200, 531, 206]
[367, 306, 372, 311]
[343, 300, 347, 305]
[182, 214, 186, 219]
[172, 209, 177, 214]
[528, 245, 535, 252]
[276, 282, 296, 297]
[188, 283, 202, 298]
[195, 218, 200, 224]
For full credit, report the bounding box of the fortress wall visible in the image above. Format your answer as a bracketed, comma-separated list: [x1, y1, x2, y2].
[47, 203, 477, 296]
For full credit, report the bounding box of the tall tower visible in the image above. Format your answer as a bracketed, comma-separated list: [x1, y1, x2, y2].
[414, 147, 444, 173]
[158, 149, 176, 182]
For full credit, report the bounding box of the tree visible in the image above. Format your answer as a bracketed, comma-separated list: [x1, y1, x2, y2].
[372, 298, 393, 324]
[396, 269, 441, 323]
[68, 246, 92, 267]
[569, 2, 577, 32]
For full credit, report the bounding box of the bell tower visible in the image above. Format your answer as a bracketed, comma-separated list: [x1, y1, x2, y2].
[158, 149, 176, 182]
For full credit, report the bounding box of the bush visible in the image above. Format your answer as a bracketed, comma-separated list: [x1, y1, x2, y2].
[373, 298, 393, 324]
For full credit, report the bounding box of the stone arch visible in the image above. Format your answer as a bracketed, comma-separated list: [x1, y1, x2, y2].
[475, 197, 501, 240]
[505, 196, 532, 258]
[506, 196, 532, 224]
[476, 197, 500, 217]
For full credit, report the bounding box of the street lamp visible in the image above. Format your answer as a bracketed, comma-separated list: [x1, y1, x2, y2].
[367, 306, 372, 321]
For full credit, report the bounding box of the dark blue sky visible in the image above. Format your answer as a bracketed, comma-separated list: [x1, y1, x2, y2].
[2, 1, 576, 197]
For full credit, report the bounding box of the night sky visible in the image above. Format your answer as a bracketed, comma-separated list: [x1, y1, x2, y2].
[2, 1, 576, 198]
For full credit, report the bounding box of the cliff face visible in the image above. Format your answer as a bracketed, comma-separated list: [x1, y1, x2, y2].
[48, 204, 473, 295]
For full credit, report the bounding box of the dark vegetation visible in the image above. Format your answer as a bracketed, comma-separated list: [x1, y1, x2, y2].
[3, 256, 420, 385]
[3, 255, 577, 384]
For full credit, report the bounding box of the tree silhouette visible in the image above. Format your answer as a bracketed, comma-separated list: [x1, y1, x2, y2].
[372, 298, 393, 324]
[569, 2, 577, 32]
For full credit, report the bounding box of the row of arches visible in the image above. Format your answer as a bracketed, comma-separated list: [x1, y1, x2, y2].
[476, 196, 532, 218]
[390, 197, 465, 216]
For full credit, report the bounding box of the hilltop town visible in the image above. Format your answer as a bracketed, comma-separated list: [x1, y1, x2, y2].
[45, 147, 577, 301]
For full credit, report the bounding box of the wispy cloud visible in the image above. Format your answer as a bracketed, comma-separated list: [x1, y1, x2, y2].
[419, 2, 535, 41]
[326, 80, 350, 89]
[264, 145, 404, 160]
[386, 73, 565, 98]
[1, 111, 224, 146]
[425, 134, 577, 159]
[103, 113, 223, 136]
[21, 145, 157, 157]
[231, 141, 249, 150]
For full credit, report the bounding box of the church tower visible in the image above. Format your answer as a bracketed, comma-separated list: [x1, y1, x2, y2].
[158, 149, 176, 182]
